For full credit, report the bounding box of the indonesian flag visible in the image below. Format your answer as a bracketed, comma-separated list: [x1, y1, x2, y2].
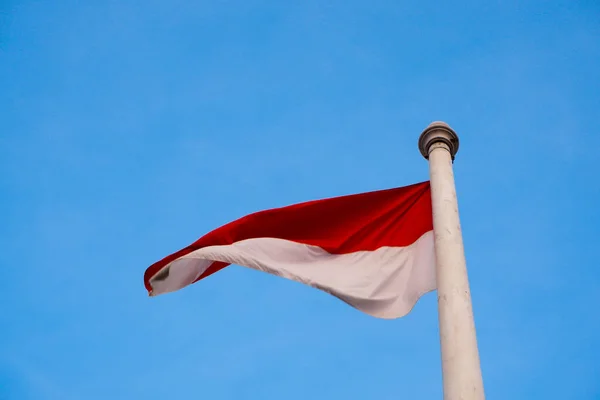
[144, 181, 436, 319]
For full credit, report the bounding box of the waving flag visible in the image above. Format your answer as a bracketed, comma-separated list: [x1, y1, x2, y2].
[144, 181, 435, 319]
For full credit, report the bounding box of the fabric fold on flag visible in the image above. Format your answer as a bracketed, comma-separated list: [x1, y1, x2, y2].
[144, 181, 436, 319]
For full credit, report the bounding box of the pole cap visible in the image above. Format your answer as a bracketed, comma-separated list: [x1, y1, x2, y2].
[418, 121, 459, 160]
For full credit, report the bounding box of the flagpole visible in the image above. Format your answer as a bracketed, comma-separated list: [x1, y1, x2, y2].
[419, 122, 485, 400]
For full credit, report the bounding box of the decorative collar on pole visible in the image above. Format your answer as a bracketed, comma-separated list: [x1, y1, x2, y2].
[418, 121, 460, 161]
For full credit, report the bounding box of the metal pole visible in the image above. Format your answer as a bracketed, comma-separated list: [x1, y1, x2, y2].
[419, 122, 485, 400]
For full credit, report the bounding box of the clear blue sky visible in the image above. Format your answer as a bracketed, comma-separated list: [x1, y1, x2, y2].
[2, 1, 599, 399]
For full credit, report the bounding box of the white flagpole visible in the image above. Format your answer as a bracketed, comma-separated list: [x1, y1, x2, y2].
[419, 122, 485, 400]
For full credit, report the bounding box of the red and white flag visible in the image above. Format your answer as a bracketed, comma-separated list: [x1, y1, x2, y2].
[144, 181, 436, 319]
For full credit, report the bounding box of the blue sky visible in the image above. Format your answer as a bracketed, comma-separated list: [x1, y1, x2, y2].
[1, 1, 599, 398]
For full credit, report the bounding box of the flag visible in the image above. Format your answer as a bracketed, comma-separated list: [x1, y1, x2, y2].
[144, 181, 435, 319]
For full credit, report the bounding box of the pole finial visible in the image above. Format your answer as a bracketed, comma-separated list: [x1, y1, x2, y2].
[418, 121, 459, 160]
